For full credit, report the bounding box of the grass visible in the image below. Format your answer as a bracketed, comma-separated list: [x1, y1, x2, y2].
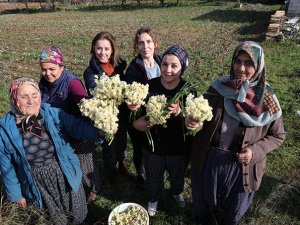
[0, 1, 300, 225]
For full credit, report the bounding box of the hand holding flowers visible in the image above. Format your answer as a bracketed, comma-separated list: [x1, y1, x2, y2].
[124, 82, 149, 111]
[167, 100, 182, 116]
[184, 93, 213, 136]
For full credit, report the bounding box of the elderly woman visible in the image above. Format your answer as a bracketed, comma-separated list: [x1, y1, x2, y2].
[186, 41, 286, 225]
[0, 78, 103, 225]
[38, 45, 101, 203]
[133, 45, 192, 216]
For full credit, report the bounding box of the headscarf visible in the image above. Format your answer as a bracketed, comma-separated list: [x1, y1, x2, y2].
[162, 44, 189, 75]
[39, 45, 64, 65]
[10, 78, 43, 137]
[211, 41, 282, 127]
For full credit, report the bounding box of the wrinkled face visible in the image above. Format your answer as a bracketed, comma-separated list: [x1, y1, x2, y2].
[233, 52, 256, 81]
[17, 83, 41, 116]
[161, 54, 182, 85]
[41, 63, 64, 84]
[137, 33, 156, 59]
[94, 39, 113, 63]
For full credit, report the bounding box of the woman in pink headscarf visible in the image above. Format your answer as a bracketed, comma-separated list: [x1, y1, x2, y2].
[0, 78, 104, 224]
[38, 45, 101, 203]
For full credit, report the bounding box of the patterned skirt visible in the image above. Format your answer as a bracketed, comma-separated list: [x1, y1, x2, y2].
[31, 159, 87, 225]
[72, 141, 101, 194]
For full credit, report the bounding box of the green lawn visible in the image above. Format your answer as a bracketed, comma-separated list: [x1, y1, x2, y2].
[0, 2, 299, 225]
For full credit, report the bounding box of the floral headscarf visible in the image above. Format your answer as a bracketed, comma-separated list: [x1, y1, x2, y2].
[162, 44, 189, 75]
[10, 78, 43, 137]
[39, 45, 64, 65]
[211, 41, 282, 127]
[10, 77, 41, 117]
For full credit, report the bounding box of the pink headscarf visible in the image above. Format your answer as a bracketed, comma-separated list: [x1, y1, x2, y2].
[39, 45, 64, 65]
[9, 78, 41, 119]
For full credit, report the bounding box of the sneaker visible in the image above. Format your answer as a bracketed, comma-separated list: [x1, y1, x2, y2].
[172, 194, 185, 208]
[147, 201, 158, 217]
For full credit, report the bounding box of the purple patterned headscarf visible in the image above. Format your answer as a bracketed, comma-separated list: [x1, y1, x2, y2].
[39, 45, 64, 65]
[162, 44, 189, 75]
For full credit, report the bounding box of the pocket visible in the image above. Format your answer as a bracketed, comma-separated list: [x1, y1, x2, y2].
[253, 156, 266, 183]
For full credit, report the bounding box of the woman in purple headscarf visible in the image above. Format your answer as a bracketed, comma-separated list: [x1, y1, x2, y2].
[38, 45, 101, 203]
[186, 41, 286, 225]
[133, 44, 192, 217]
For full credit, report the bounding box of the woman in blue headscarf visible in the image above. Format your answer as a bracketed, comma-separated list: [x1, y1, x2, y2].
[186, 41, 286, 225]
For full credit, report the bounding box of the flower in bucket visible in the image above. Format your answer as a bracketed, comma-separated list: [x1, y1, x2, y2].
[184, 93, 213, 136]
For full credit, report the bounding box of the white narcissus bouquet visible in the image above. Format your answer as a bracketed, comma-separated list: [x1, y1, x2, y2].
[124, 82, 149, 119]
[79, 98, 119, 144]
[79, 73, 126, 144]
[91, 74, 127, 106]
[185, 93, 213, 136]
[146, 95, 170, 127]
[124, 82, 149, 106]
[144, 95, 170, 151]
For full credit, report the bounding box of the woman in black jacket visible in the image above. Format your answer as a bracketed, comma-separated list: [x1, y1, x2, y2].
[83, 31, 130, 184]
[124, 27, 162, 189]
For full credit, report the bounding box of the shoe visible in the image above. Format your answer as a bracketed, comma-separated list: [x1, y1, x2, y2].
[118, 161, 134, 178]
[137, 174, 146, 190]
[172, 194, 185, 208]
[147, 201, 158, 217]
[87, 191, 97, 204]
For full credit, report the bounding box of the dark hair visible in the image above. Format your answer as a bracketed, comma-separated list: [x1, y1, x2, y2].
[133, 27, 159, 55]
[90, 31, 119, 67]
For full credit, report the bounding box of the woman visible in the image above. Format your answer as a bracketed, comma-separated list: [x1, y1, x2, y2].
[125, 27, 162, 189]
[186, 41, 286, 225]
[39, 45, 100, 203]
[83, 31, 130, 183]
[133, 45, 191, 216]
[0, 78, 103, 224]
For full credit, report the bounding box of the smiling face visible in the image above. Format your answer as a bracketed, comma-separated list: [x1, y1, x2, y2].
[40, 62, 64, 84]
[160, 54, 182, 88]
[136, 32, 156, 60]
[17, 83, 41, 116]
[233, 51, 256, 81]
[94, 39, 113, 64]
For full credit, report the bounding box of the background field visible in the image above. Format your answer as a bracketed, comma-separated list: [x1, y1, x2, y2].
[0, 2, 299, 225]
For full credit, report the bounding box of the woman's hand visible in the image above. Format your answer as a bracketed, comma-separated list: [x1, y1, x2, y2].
[167, 100, 181, 116]
[185, 116, 203, 131]
[237, 147, 253, 165]
[133, 116, 152, 132]
[98, 129, 105, 137]
[128, 103, 141, 111]
[16, 197, 27, 208]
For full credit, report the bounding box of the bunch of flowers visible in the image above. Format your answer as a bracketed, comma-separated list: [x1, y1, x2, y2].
[184, 93, 213, 136]
[145, 95, 170, 127]
[144, 95, 170, 151]
[91, 74, 127, 106]
[124, 82, 149, 106]
[79, 74, 126, 144]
